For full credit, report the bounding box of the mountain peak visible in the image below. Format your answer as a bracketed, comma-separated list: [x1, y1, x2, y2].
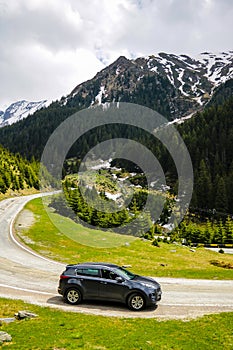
[115, 55, 129, 63]
[0, 100, 48, 127]
[66, 51, 233, 119]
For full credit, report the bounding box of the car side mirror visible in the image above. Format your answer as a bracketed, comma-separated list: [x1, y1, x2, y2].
[115, 276, 124, 283]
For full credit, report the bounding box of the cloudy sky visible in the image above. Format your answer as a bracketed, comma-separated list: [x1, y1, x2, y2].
[0, 0, 232, 110]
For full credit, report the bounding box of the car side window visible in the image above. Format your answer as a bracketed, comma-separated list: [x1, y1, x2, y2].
[76, 268, 100, 277]
[101, 269, 118, 280]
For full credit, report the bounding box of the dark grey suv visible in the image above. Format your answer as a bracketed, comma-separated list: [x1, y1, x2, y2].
[58, 262, 162, 311]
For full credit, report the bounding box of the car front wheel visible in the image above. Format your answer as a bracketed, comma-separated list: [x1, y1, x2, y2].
[127, 293, 145, 311]
[65, 288, 82, 305]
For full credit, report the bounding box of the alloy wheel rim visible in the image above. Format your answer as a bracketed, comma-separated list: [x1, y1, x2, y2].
[67, 290, 79, 303]
[131, 296, 144, 309]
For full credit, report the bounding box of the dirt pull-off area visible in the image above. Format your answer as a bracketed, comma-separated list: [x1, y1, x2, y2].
[15, 209, 36, 230]
[14, 209, 36, 244]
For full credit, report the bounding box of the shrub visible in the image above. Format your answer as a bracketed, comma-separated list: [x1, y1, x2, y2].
[152, 239, 160, 247]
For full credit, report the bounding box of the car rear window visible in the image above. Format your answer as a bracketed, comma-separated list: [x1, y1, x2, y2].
[64, 267, 76, 276]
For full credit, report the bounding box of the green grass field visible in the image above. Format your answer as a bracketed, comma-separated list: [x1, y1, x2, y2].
[48, 211, 136, 248]
[15, 198, 233, 279]
[0, 298, 233, 349]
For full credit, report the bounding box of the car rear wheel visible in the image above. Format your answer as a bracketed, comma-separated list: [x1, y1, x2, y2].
[65, 288, 82, 305]
[127, 293, 145, 311]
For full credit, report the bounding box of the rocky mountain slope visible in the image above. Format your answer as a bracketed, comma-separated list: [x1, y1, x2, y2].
[0, 100, 48, 127]
[66, 51, 233, 119]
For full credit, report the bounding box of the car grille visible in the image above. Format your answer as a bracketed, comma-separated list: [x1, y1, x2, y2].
[150, 287, 162, 301]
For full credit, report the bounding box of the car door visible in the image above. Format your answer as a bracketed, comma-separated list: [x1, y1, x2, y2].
[98, 269, 129, 302]
[76, 268, 100, 298]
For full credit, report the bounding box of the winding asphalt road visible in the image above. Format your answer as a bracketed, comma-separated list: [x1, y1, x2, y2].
[0, 194, 233, 319]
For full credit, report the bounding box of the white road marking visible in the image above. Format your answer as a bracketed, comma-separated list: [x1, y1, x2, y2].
[0, 283, 56, 296]
[8, 192, 63, 266]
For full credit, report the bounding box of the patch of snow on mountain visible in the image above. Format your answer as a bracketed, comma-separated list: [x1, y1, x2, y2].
[158, 56, 169, 67]
[177, 69, 189, 96]
[91, 159, 112, 170]
[194, 96, 204, 106]
[0, 111, 3, 124]
[147, 58, 154, 69]
[165, 64, 175, 85]
[137, 75, 144, 81]
[101, 102, 111, 111]
[168, 112, 196, 125]
[228, 67, 233, 77]
[150, 66, 158, 73]
[95, 86, 106, 105]
[191, 78, 204, 96]
[115, 67, 120, 75]
[197, 51, 233, 85]
[105, 192, 121, 201]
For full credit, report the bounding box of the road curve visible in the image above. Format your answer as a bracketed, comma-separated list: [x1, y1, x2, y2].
[0, 194, 233, 319]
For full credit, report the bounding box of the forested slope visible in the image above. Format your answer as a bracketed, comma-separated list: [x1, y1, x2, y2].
[0, 103, 78, 159]
[0, 146, 39, 194]
[179, 97, 233, 215]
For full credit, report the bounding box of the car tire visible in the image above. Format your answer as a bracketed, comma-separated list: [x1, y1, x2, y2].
[127, 293, 145, 311]
[65, 288, 82, 305]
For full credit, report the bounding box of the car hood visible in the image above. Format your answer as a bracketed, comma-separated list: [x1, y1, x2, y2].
[133, 275, 160, 288]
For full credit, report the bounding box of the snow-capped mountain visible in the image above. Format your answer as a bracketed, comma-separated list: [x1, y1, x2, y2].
[66, 51, 233, 119]
[0, 50, 232, 162]
[0, 51, 232, 128]
[0, 100, 48, 127]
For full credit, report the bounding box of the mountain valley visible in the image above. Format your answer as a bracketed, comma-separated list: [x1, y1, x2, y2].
[0, 51, 232, 223]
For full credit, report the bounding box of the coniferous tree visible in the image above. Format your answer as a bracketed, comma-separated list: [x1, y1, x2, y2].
[195, 160, 212, 209]
[214, 176, 228, 213]
[224, 216, 233, 244]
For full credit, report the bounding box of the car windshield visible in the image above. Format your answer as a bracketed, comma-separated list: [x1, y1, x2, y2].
[113, 267, 135, 280]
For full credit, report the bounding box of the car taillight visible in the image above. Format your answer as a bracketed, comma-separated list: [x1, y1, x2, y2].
[60, 275, 69, 279]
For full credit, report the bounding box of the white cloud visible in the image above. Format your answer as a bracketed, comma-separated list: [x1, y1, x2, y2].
[0, 0, 232, 109]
